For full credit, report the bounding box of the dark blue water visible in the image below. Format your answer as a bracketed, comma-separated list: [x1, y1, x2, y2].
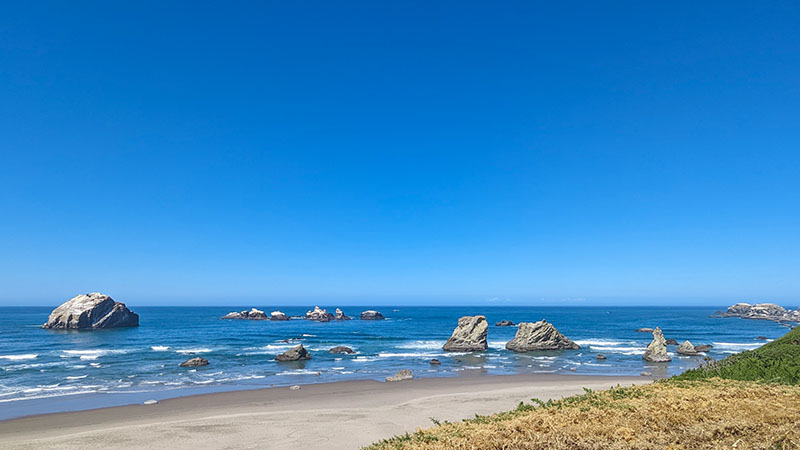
[0, 306, 790, 419]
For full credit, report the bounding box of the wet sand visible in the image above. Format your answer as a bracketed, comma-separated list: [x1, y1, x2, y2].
[0, 374, 647, 450]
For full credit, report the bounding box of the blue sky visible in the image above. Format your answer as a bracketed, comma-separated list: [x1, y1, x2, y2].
[1, 2, 798, 306]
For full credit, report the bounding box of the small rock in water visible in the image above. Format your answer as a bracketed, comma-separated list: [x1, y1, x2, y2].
[386, 369, 413, 382]
[180, 357, 209, 367]
[429, 358, 441, 365]
[636, 328, 654, 333]
[360, 310, 385, 320]
[289, 385, 301, 390]
[596, 354, 607, 360]
[641, 371, 652, 376]
[143, 399, 158, 405]
[328, 346, 355, 354]
[665, 338, 678, 345]
[276, 344, 312, 361]
[569, 367, 577, 372]
[694, 344, 713, 352]
[677, 340, 701, 356]
[495, 320, 515, 327]
[756, 336, 768, 341]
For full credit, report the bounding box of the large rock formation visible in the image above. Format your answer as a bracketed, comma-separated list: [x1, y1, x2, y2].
[642, 327, 671, 362]
[360, 310, 385, 320]
[180, 357, 209, 367]
[276, 344, 311, 361]
[716, 302, 800, 323]
[505, 320, 579, 352]
[385, 369, 413, 382]
[443, 315, 488, 352]
[334, 308, 350, 320]
[270, 311, 289, 321]
[42, 293, 139, 330]
[221, 308, 268, 320]
[306, 306, 334, 322]
[676, 340, 700, 356]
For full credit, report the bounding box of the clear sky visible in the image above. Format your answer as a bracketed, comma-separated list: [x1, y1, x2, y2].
[1, 2, 798, 306]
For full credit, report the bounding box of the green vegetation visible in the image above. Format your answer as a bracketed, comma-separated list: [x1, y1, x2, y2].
[676, 325, 800, 384]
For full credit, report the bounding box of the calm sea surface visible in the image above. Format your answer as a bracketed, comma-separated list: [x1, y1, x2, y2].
[0, 306, 791, 419]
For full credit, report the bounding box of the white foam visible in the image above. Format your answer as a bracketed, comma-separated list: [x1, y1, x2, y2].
[276, 369, 321, 376]
[302, 334, 316, 337]
[66, 375, 87, 380]
[377, 352, 442, 358]
[573, 339, 633, 346]
[175, 348, 212, 355]
[62, 349, 126, 360]
[0, 354, 38, 361]
[712, 342, 764, 351]
[151, 346, 170, 351]
[488, 341, 507, 350]
[396, 340, 445, 350]
[588, 345, 646, 355]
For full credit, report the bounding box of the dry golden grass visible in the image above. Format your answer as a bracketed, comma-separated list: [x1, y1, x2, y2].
[365, 379, 800, 450]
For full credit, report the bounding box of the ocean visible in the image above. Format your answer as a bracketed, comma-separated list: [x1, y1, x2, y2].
[0, 305, 790, 420]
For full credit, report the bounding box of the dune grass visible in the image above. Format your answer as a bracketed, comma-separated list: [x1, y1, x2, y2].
[365, 326, 800, 450]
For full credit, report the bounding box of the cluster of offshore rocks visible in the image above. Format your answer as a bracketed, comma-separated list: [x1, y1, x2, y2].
[638, 327, 714, 363]
[221, 306, 385, 322]
[714, 302, 800, 324]
[441, 315, 579, 353]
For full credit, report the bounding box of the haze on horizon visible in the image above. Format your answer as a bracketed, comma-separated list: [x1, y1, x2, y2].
[1, 2, 798, 307]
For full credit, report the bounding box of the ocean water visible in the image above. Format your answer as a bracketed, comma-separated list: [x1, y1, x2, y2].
[0, 306, 791, 419]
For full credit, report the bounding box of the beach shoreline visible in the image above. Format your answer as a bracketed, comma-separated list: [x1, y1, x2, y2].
[0, 373, 647, 450]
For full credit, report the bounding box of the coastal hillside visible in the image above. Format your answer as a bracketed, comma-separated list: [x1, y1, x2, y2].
[675, 325, 800, 384]
[365, 327, 800, 450]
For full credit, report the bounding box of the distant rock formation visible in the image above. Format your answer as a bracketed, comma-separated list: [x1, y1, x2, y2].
[636, 328, 654, 333]
[756, 336, 768, 341]
[270, 311, 289, 321]
[716, 302, 800, 323]
[328, 346, 354, 354]
[677, 340, 700, 356]
[276, 344, 311, 361]
[694, 344, 713, 352]
[42, 293, 139, 330]
[665, 338, 678, 345]
[385, 369, 413, 382]
[180, 357, 209, 367]
[505, 320, 579, 352]
[642, 327, 671, 362]
[221, 308, 268, 320]
[334, 308, 351, 320]
[360, 310, 385, 320]
[495, 320, 515, 327]
[443, 315, 488, 352]
[306, 306, 334, 322]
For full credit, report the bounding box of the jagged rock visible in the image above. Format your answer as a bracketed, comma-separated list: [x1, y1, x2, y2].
[495, 320, 515, 326]
[443, 316, 488, 352]
[270, 311, 289, 321]
[677, 340, 700, 356]
[636, 328, 654, 333]
[665, 338, 678, 345]
[42, 293, 139, 330]
[276, 344, 311, 361]
[328, 346, 354, 354]
[180, 357, 209, 367]
[360, 310, 385, 320]
[221, 308, 268, 320]
[694, 344, 713, 352]
[717, 302, 800, 323]
[642, 327, 671, 362]
[334, 308, 351, 320]
[505, 320, 579, 352]
[429, 359, 441, 365]
[385, 369, 413, 382]
[596, 354, 607, 360]
[306, 306, 334, 322]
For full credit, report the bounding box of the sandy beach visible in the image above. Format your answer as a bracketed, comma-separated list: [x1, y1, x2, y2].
[0, 374, 645, 450]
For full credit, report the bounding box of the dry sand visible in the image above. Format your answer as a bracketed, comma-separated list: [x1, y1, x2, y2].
[0, 374, 645, 450]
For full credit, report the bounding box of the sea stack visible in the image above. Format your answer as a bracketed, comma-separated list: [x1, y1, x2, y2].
[270, 311, 289, 321]
[306, 306, 334, 322]
[42, 293, 139, 330]
[505, 320, 579, 352]
[276, 344, 312, 361]
[642, 327, 671, 362]
[360, 310, 385, 320]
[677, 340, 700, 356]
[443, 315, 488, 351]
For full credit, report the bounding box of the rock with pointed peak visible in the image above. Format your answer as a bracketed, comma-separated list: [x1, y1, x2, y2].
[505, 320, 579, 352]
[305, 306, 334, 322]
[642, 327, 671, 362]
[443, 315, 488, 352]
[677, 340, 700, 356]
[276, 344, 311, 361]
